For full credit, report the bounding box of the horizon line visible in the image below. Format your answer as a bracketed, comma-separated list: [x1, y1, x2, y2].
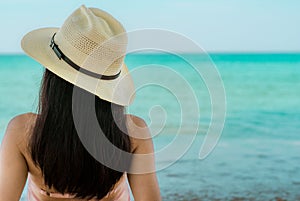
[1, 51, 300, 56]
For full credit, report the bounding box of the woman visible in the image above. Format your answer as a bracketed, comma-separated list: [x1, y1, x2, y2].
[0, 5, 161, 201]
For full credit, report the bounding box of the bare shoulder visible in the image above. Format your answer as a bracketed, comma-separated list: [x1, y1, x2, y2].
[125, 114, 149, 137]
[7, 113, 37, 132]
[5, 113, 37, 147]
[126, 114, 147, 128]
[125, 114, 154, 153]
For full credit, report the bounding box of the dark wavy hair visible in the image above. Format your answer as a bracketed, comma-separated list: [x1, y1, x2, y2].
[29, 69, 132, 199]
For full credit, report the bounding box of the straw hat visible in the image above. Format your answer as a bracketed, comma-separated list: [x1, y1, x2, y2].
[21, 5, 135, 106]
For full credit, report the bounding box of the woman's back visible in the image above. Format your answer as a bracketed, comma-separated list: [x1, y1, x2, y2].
[11, 113, 131, 201]
[1, 109, 160, 201]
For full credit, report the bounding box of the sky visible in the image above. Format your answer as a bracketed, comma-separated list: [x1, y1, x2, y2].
[0, 0, 299, 53]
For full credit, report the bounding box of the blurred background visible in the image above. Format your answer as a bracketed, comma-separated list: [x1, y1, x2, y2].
[0, 0, 300, 200]
[1, 0, 300, 53]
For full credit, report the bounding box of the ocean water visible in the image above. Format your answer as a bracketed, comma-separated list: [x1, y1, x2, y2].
[0, 53, 300, 200]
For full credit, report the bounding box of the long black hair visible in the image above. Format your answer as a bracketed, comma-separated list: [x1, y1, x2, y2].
[29, 69, 132, 199]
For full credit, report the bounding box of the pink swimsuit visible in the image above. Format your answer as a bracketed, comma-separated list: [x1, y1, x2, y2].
[27, 174, 130, 201]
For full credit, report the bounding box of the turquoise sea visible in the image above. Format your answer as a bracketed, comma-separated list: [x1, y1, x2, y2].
[0, 53, 300, 200]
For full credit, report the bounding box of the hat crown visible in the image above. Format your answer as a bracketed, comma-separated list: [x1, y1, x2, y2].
[55, 5, 128, 76]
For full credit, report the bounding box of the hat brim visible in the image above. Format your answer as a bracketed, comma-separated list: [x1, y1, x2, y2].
[21, 28, 135, 106]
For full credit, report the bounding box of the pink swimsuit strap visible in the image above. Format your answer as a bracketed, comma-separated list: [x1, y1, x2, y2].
[27, 174, 130, 201]
[28, 176, 76, 199]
